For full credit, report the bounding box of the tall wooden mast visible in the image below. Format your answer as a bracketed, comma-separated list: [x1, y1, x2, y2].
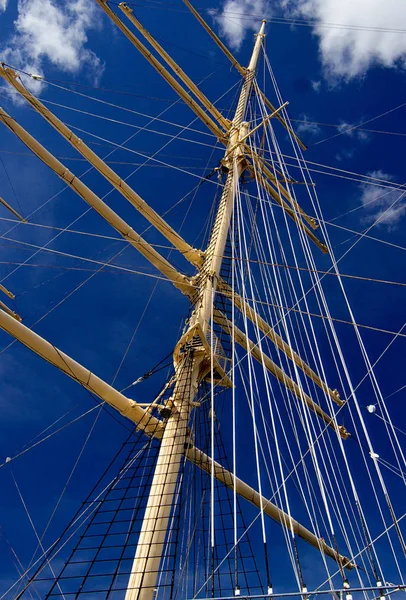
[124, 21, 266, 600]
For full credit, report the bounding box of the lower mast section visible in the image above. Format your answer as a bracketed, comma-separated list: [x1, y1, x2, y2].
[125, 353, 198, 599]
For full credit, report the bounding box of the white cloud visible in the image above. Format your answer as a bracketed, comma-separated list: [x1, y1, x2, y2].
[1, 0, 103, 93]
[311, 80, 321, 92]
[290, 0, 406, 78]
[0, 0, 8, 13]
[295, 115, 321, 138]
[337, 121, 370, 142]
[335, 148, 355, 162]
[209, 0, 271, 51]
[359, 170, 406, 228]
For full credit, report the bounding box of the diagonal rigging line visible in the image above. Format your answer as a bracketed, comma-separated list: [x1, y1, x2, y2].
[238, 296, 406, 340]
[66, 121, 224, 184]
[0, 528, 41, 600]
[227, 257, 406, 288]
[26, 405, 103, 576]
[246, 188, 406, 350]
[0, 405, 101, 469]
[0, 235, 173, 280]
[290, 118, 406, 138]
[37, 79, 218, 138]
[2, 232, 404, 341]
[0, 90, 219, 153]
[0, 215, 124, 242]
[0, 69, 238, 286]
[0, 87, 207, 327]
[11, 470, 64, 599]
[324, 219, 406, 254]
[0, 154, 24, 217]
[272, 151, 406, 191]
[383, 383, 406, 402]
[0, 66, 216, 280]
[348, 322, 406, 398]
[310, 101, 406, 146]
[1, 439, 150, 600]
[0, 242, 131, 355]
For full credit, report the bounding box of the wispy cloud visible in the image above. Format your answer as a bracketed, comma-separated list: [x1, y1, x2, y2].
[311, 80, 321, 93]
[295, 115, 321, 138]
[0, 0, 8, 13]
[209, 0, 271, 51]
[1, 0, 103, 94]
[337, 121, 370, 142]
[335, 148, 355, 162]
[287, 0, 406, 78]
[359, 170, 406, 228]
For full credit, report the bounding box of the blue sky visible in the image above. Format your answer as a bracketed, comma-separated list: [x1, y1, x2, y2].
[0, 0, 405, 596]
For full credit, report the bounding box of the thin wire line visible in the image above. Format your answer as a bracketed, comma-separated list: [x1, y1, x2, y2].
[0, 405, 101, 469]
[310, 102, 406, 146]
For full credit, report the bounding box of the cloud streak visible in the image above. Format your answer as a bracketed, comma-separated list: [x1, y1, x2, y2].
[295, 115, 321, 138]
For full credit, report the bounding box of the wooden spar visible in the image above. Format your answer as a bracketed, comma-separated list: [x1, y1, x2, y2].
[213, 309, 350, 439]
[0, 105, 193, 297]
[0, 300, 21, 321]
[0, 298, 353, 569]
[0, 308, 164, 437]
[259, 92, 307, 151]
[0, 300, 353, 569]
[118, 3, 230, 132]
[0, 194, 26, 222]
[0, 66, 203, 268]
[182, 0, 247, 77]
[93, 0, 226, 142]
[186, 445, 355, 570]
[181, 0, 307, 150]
[246, 161, 329, 253]
[124, 23, 267, 600]
[250, 149, 319, 230]
[223, 101, 289, 159]
[92, 3, 323, 253]
[0, 282, 15, 299]
[217, 279, 344, 406]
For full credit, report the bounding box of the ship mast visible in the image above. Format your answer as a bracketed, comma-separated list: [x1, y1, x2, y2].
[124, 22, 266, 600]
[0, 3, 358, 596]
